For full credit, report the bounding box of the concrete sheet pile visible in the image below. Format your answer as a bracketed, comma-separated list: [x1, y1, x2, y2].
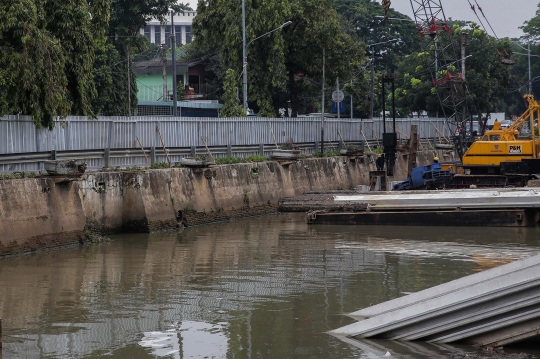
[333, 188, 540, 211]
[329, 253, 540, 347]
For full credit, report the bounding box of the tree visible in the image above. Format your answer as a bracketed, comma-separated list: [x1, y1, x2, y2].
[521, 3, 540, 42]
[393, 23, 512, 122]
[0, 0, 110, 128]
[220, 69, 246, 117]
[193, 0, 364, 117]
[93, 0, 191, 116]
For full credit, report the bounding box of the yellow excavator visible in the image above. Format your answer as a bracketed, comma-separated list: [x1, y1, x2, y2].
[446, 94, 540, 188]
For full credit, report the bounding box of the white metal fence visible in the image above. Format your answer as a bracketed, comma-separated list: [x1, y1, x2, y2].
[0, 115, 452, 172]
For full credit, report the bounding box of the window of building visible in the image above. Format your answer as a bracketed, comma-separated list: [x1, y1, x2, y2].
[144, 26, 151, 43]
[165, 25, 171, 47]
[185, 25, 192, 44]
[155, 25, 161, 44]
[174, 26, 182, 46]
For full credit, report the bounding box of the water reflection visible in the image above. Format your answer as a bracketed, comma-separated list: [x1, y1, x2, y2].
[0, 214, 539, 358]
[139, 321, 228, 358]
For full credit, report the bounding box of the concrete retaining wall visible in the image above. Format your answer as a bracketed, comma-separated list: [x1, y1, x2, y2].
[0, 151, 448, 256]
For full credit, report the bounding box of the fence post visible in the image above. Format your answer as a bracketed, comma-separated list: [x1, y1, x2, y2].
[227, 144, 232, 157]
[51, 150, 56, 160]
[259, 143, 264, 156]
[104, 148, 110, 169]
[191, 146, 196, 157]
[150, 147, 156, 165]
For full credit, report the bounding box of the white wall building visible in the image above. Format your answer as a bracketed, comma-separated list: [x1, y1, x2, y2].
[140, 11, 196, 46]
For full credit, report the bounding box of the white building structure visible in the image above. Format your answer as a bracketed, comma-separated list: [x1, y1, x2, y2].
[140, 11, 196, 46]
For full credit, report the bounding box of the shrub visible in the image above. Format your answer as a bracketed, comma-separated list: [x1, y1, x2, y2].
[246, 155, 267, 162]
[215, 157, 244, 165]
[0, 171, 37, 180]
[150, 162, 169, 169]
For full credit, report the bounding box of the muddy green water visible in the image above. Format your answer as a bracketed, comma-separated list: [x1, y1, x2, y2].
[1, 213, 540, 359]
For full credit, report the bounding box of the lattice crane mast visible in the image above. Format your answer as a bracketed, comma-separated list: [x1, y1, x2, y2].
[408, 0, 472, 158]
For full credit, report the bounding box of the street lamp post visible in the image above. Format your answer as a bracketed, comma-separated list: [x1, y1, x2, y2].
[512, 40, 534, 94]
[368, 39, 398, 119]
[242, 1, 291, 111]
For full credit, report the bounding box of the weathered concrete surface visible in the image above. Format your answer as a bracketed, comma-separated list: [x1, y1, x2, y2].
[0, 151, 450, 256]
[0, 178, 86, 255]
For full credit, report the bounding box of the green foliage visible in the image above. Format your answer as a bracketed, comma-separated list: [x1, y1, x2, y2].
[215, 157, 245, 164]
[214, 155, 267, 164]
[324, 150, 341, 157]
[246, 155, 267, 162]
[393, 23, 511, 118]
[366, 147, 383, 154]
[220, 69, 246, 117]
[521, 4, 540, 41]
[0, 171, 37, 180]
[0, 0, 111, 128]
[150, 162, 170, 169]
[193, 0, 364, 117]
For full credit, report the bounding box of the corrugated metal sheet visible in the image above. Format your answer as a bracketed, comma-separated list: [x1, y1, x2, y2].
[1, 115, 449, 154]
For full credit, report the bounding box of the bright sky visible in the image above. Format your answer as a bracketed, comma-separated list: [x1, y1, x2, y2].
[184, 0, 539, 39]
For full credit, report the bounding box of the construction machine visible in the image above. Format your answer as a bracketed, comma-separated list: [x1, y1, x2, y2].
[446, 94, 540, 188]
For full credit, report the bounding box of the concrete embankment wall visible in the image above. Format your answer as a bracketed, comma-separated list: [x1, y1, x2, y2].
[0, 151, 446, 256]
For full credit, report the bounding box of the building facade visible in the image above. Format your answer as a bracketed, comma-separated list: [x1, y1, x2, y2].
[140, 11, 196, 46]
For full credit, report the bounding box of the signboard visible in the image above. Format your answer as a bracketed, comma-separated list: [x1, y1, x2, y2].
[509, 145, 522, 154]
[332, 90, 344, 102]
[331, 102, 346, 113]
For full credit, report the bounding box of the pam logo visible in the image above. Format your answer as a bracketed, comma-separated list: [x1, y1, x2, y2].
[509, 145, 522, 154]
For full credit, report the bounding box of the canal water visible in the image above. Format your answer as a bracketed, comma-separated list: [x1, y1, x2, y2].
[1, 213, 540, 359]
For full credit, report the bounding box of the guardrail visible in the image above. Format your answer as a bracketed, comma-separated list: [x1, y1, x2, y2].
[0, 138, 449, 173]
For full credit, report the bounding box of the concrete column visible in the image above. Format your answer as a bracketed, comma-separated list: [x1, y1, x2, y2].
[104, 148, 110, 169]
[150, 147, 156, 165]
[150, 26, 155, 44]
[181, 25, 187, 45]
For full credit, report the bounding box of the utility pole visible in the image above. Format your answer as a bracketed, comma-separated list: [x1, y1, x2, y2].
[171, 11, 178, 117]
[370, 50, 374, 119]
[529, 41, 532, 94]
[161, 43, 168, 102]
[127, 44, 131, 117]
[336, 78, 340, 119]
[461, 32, 467, 81]
[242, 0, 248, 111]
[350, 79, 353, 119]
[321, 48, 325, 155]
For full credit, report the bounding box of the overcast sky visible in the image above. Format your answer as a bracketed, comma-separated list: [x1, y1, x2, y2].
[184, 0, 539, 39]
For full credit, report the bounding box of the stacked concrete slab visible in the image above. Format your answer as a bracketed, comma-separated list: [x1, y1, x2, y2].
[330, 253, 540, 347]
